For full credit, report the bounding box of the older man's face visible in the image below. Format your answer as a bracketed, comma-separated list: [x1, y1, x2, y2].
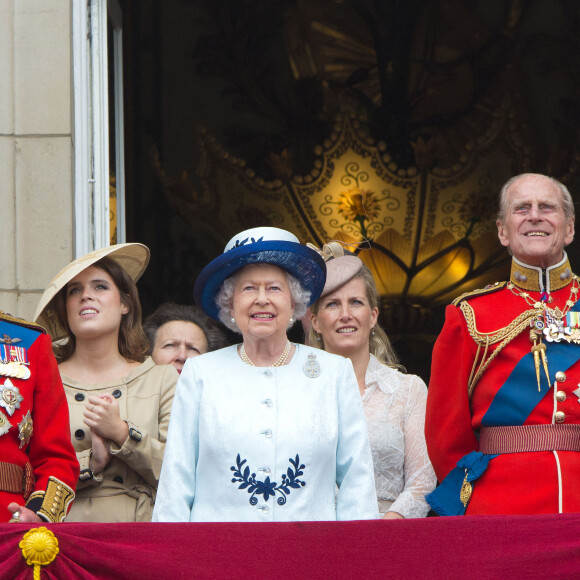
[497, 174, 575, 269]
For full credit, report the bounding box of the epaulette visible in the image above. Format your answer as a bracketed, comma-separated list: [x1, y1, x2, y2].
[0, 310, 47, 334]
[451, 281, 508, 306]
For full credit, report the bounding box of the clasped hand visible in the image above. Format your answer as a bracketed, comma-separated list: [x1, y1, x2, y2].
[83, 393, 129, 474]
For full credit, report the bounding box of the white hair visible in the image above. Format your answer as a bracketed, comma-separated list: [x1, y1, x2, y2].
[215, 269, 311, 333]
[497, 173, 575, 222]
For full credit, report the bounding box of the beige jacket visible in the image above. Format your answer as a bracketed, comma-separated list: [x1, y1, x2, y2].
[62, 357, 178, 522]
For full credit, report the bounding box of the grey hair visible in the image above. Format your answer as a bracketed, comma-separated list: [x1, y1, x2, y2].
[497, 173, 575, 223]
[215, 269, 311, 333]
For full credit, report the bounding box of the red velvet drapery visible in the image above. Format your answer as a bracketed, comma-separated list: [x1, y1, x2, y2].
[2, 515, 579, 579]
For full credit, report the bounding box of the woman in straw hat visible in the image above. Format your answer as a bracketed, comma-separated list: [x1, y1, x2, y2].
[309, 243, 436, 519]
[35, 243, 179, 522]
[152, 227, 378, 522]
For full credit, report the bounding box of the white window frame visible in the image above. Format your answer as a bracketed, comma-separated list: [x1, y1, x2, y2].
[73, 0, 125, 257]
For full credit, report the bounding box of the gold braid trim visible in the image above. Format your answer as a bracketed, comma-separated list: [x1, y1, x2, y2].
[452, 281, 507, 306]
[36, 477, 75, 523]
[460, 301, 538, 398]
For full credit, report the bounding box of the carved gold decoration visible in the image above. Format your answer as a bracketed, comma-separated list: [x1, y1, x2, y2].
[157, 113, 515, 321]
[19, 527, 59, 580]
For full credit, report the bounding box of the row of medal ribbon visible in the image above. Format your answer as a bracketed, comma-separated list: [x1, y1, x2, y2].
[0, 361, 31, 380]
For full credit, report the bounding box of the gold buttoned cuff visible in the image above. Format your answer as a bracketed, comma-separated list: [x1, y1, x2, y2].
[33, 477, 75, 522]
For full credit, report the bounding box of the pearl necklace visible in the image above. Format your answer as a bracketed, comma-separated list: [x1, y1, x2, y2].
[239, 340, 292, 367]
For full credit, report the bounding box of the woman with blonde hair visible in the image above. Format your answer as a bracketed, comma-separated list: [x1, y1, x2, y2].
[309, 243, 436, 519]
[35, 243, 178, 522]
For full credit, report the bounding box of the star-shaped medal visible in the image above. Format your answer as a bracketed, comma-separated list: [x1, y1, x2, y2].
[18, 410, 33, 449]
[0, 379, 23, 416]
[0, 410, 12, 436]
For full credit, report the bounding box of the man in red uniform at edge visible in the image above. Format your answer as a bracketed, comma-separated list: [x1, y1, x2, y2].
[426, 173, 580, 515]
[0, 310, 79, 523]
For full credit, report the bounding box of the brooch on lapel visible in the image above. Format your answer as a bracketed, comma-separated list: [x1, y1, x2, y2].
[303, 353, 321, 378]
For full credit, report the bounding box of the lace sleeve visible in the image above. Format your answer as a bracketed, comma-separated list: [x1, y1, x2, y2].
[387, 374, 436, 518]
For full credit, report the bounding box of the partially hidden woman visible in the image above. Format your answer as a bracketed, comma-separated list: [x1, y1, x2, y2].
[309, 243, 436, 519]
[144, 302, 229, 374]
[153, 227, 378, 522]
[34, 243, 179, 522]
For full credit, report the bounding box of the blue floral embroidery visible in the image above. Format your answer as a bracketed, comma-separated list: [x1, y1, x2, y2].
[232, 236, 264, 249]
[230, 454, 306, 506]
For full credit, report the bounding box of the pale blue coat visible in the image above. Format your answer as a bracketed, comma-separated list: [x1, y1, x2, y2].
[152, 344, 378, 522]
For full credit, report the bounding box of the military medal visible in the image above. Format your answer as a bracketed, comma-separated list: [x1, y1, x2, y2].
[15, 364, 31, 379]
[0, 379, 24, 416]
[0, 344, 31, 380]
[18, 410, 33, 449]
[303, 352, 321, 378]
[0, 410, 11, 436]
[460, 470, 472, 508]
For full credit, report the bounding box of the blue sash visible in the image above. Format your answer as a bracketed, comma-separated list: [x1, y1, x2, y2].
[483, 301, 580, 426]
[426, 452, 497, 516]
[429, 301, 580, 515]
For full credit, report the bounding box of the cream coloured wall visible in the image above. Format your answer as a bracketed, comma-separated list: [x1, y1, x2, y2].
[0, 0, 74, 320]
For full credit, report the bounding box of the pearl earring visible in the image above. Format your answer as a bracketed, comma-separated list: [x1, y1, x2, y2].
[289, 317, 294, 323]
[231, 317, 235, 323]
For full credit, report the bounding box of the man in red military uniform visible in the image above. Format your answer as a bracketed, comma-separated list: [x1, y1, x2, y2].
[426, 173, 580, 515]
[0, 311, 79, 522]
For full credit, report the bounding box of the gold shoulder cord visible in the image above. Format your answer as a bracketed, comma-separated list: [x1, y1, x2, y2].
[459, 301, 537, 398]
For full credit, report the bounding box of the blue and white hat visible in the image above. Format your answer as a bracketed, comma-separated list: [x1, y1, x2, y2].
[194, 227, 326, 320]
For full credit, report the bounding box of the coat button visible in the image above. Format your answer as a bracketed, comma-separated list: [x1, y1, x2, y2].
[112, 389, 122, 398]
[74, 429, 85, 440]
[263, 370, 272, 377]
[556, 391, 567, 402]
[260, 429, 272, 438]
[555, 371, 566, 382]
[555, 411, 566, 423]
[113, 476, 123, 484]
[75, 393, 85, 401]
[262, 398, 273, 407]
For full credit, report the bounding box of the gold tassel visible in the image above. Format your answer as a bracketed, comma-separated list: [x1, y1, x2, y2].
[531, 343, 542, 392]
[537, 342, 550, 386]
[530, 329, 542, 392]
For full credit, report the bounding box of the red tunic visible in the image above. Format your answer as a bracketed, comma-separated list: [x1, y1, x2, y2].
[0, 313, 79, 522]
[427, 272, 580, 515]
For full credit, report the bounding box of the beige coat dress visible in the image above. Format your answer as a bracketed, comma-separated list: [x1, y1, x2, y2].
[62, 357, 178, 522]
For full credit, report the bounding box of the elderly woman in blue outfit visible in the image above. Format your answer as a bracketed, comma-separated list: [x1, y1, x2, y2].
[153, 227, 378, 522]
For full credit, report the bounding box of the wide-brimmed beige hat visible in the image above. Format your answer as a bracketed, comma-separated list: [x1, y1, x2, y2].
[307, 242, 364, 299]
[34, 243, 150, 339]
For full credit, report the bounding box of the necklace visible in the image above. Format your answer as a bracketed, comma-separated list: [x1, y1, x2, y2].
[239, 340, 292, 367]
[507, 276, 579, 391]
[507, 276, 579, 318]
